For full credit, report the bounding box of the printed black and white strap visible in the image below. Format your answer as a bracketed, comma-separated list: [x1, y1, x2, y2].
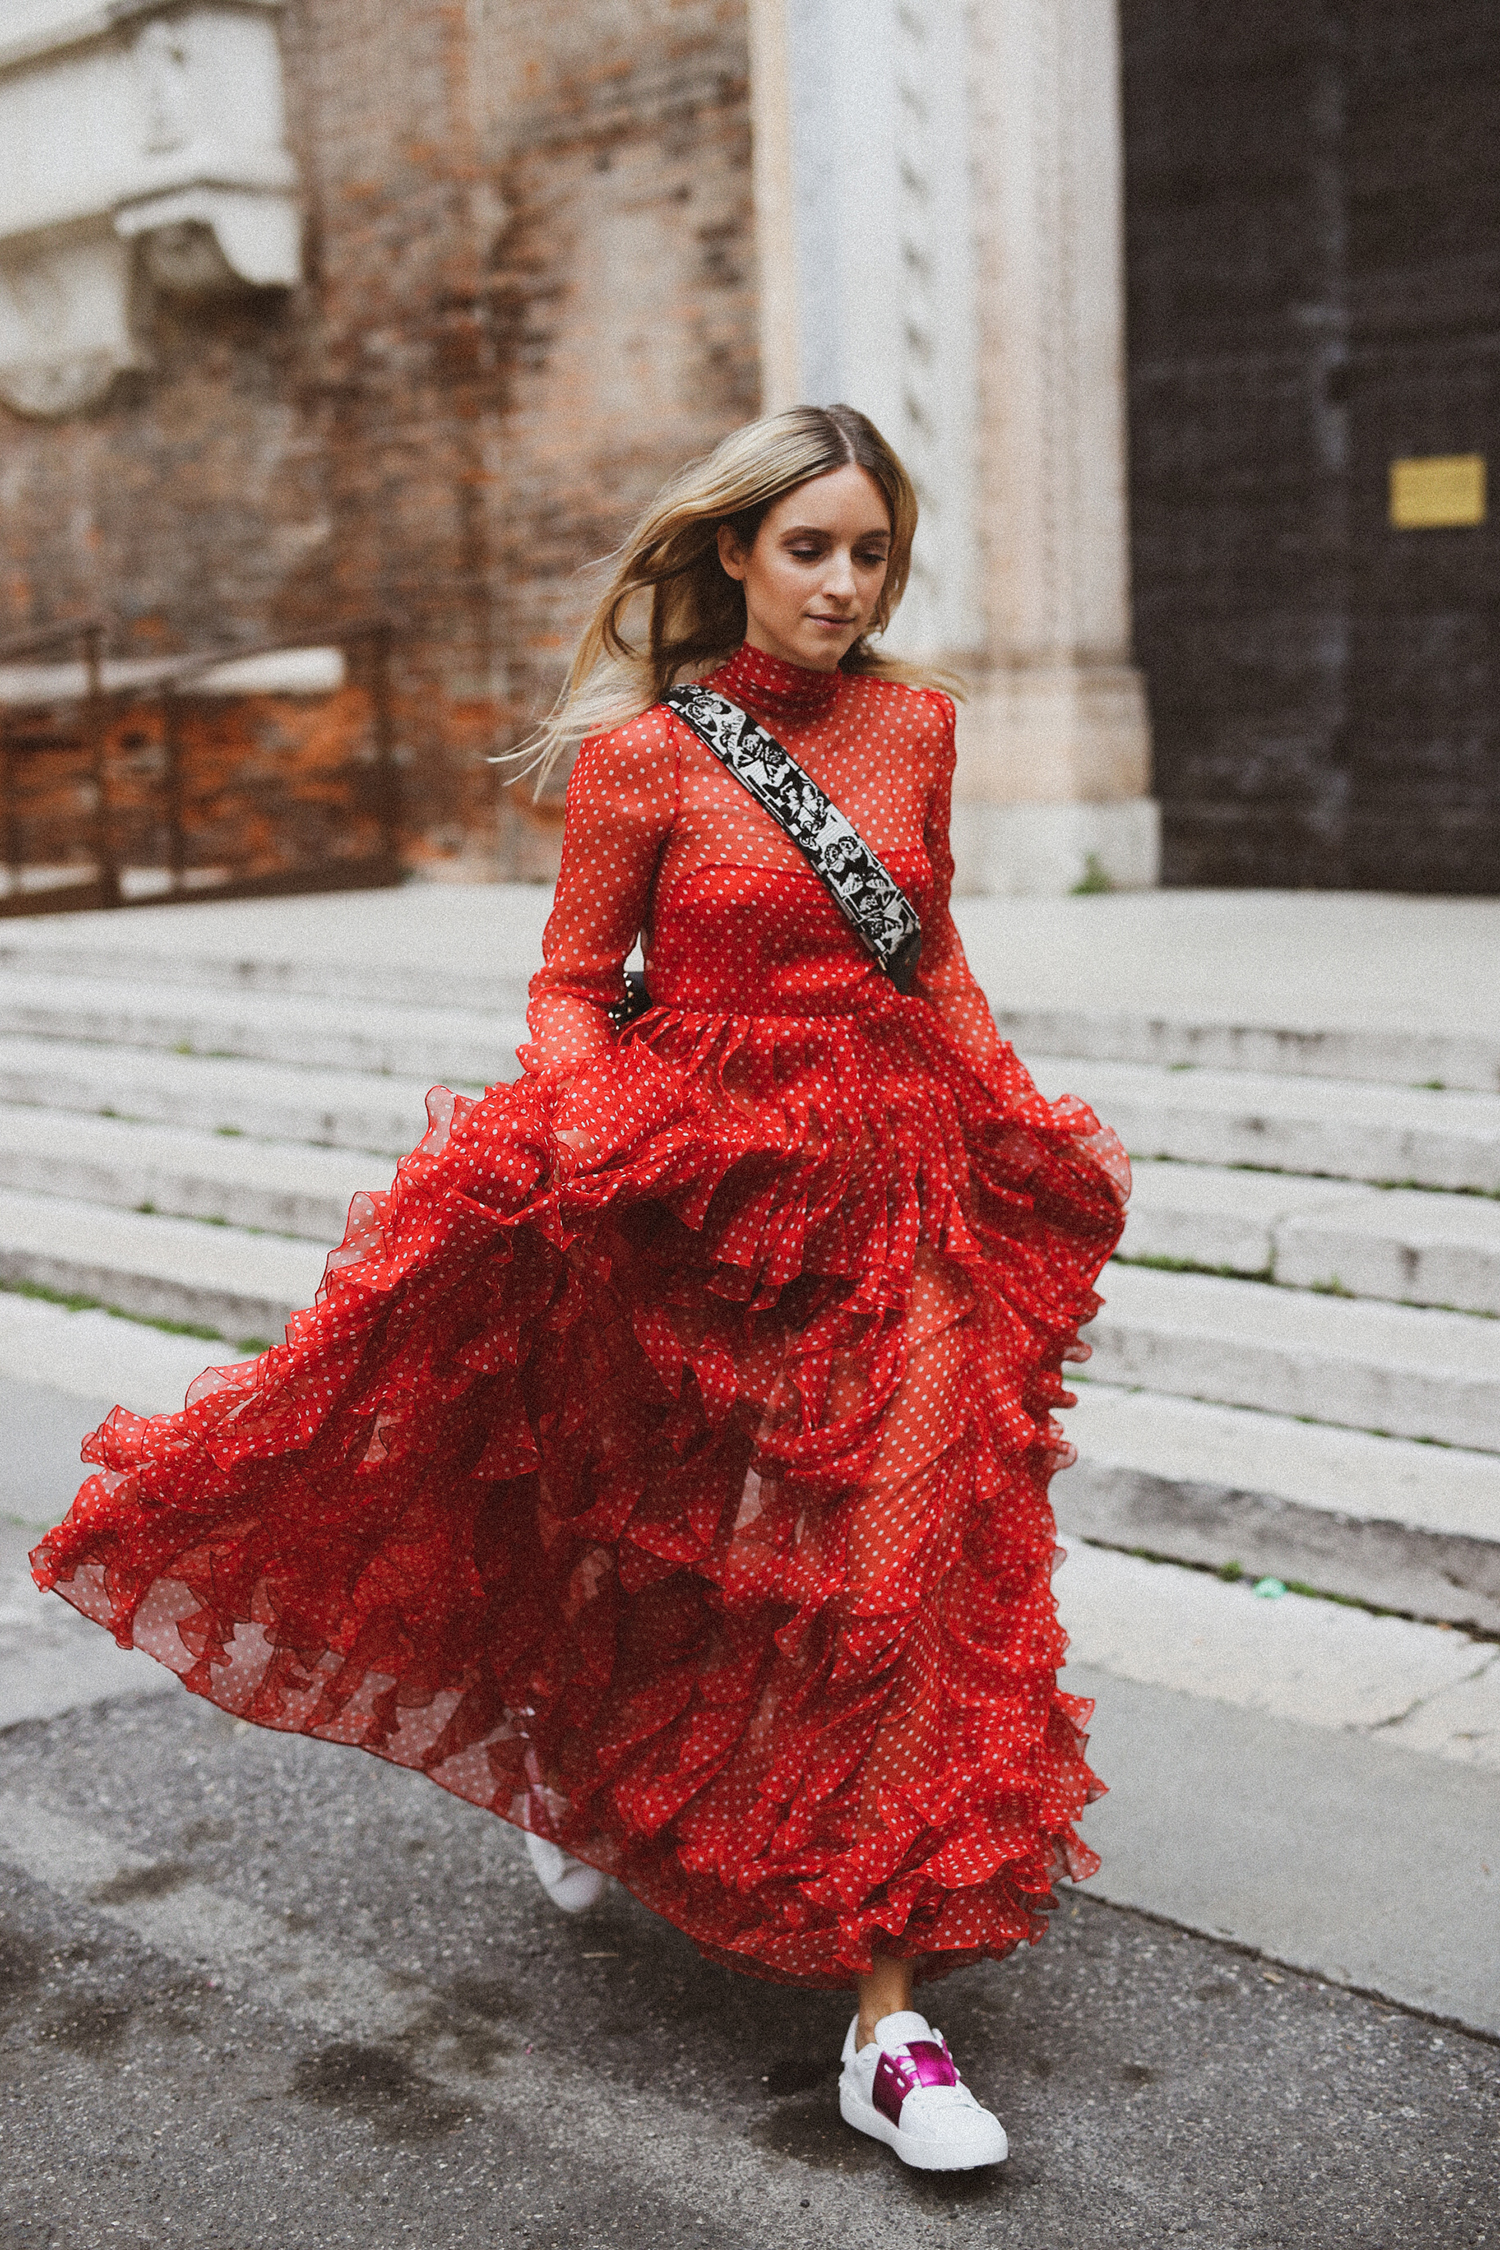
[661, 682, 923, 993]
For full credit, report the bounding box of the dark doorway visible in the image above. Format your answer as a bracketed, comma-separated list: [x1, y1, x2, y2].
[1121, 1, 1500, 891]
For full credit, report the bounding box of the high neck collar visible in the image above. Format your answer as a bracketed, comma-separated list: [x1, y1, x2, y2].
[711, 641, 843, 729]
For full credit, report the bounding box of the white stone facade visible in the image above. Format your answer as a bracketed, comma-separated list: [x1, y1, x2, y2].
[0, 0, 301, 418]
[750, 0, 1159, 894]
[751, 0, 980, 659]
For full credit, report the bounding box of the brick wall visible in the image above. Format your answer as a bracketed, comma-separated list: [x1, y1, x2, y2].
[0, 0, 759, 884]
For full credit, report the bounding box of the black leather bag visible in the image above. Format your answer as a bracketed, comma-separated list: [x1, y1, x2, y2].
[608, 685, 924, 1033]
[610, 966, 653, 1032]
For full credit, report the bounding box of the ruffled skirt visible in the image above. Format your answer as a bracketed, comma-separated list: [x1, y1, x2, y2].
[32, 991, 1127, 1988]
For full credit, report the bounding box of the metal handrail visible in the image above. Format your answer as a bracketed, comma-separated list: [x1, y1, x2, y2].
[137, 614, 392, 695]
[148, 618, 398, 876]
[0, 615, 115, 903]
[0, 614, 399, 909]
[0, 614, 391, 701]
[0, 615, 109, 663]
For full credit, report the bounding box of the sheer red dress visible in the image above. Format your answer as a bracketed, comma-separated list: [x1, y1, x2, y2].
[32, 643, 1129, 1990]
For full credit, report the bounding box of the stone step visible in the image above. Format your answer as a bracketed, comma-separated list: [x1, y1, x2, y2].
[1027, 1053, 1500, 1194]
[1272, 1184, 1500, 1316]
[3, 1188, 1494, 1451]
[2, 1185, 1493, 1458]
[1058, 1538, 1499, 1766]
[24, 1086, 1496, 1313]
[0, 1033, 465, 1153]
[29, 1097, 1500, 1321]
[0, 1106, 386, 1241]
[1089, 1260, 1500, 1451]
[1057, 1382, 1500, 1632]
[996, 1005, 1500, 1095]
[0, 939, 533, 1020]
[3, 883, 1497, 1091]
[0, 883, 553, 1014]
[7, 1260, 1493, 1629]
[10, 1001, 1497, 1201]
[953, 890, 1500, 1096]
[1121, 1163, 1363, 1277]
[0, 1290, 256, 1417]
[0, 1189, 323, 1346]
[0, 972, 527, 1085]
[6, 1016, 1496, 1210]
[1122, 1160, 1500, 1314]
[1076, 1662, 1500, 2035]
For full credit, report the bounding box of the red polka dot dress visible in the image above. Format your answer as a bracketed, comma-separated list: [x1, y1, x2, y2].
[32, 643, 1129, 1991]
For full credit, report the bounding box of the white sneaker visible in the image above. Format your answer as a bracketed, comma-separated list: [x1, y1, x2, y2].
[524, 1830, 610, 1914]
[839, 2010, 1008, 2171]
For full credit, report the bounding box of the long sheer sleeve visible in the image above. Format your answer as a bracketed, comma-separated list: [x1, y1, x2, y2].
[911, 698, 1005, 1069]
[520, 707, 678, 1090]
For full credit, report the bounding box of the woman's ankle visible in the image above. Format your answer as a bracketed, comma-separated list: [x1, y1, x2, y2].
[855, 1957, 915, 2045]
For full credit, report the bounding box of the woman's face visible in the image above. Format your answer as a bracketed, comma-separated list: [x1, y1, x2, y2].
[716, 464, 892, 673]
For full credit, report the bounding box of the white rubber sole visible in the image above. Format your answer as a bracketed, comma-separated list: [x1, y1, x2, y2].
[838, 2079, 1009, 2171]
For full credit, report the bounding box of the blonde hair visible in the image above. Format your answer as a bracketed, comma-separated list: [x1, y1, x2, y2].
[507, 403, 945, 787]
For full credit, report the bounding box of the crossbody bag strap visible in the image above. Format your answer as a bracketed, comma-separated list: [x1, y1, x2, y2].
[660, 682, 923, 994]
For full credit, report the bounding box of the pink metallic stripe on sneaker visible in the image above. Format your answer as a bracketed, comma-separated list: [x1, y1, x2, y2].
[872, 2038, 959, 2127]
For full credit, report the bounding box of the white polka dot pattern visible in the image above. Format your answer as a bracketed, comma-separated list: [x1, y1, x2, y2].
[32, 641, 1129, 1994]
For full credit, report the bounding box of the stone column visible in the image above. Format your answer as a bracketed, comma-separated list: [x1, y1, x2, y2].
[746, 0, 1157, 894]
[746, 0, 801, 415]
[956, 0, 1156, 893]
[746, 0, 981, 658]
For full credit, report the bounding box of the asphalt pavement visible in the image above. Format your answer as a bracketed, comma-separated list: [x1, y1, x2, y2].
[0, 1679, 1495, 2250]
[3, 1390, 1498, 2250]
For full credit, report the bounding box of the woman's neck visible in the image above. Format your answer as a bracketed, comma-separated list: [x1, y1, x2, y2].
[712, 641, 842, 729]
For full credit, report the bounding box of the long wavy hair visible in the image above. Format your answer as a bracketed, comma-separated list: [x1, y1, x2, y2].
[507, 403, 940, 787]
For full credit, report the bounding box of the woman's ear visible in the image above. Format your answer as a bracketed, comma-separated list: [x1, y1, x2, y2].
[716, 521, 748, 582]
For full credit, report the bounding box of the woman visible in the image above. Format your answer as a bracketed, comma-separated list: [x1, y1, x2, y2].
[33, 405, 1127, 2173]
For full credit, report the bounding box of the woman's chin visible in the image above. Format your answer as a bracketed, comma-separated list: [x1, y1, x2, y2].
[744, 617, 863, 670]
[791, 626, 861, 670]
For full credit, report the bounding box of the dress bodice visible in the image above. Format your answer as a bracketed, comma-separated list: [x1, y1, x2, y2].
[523, 643, 1003, 1084]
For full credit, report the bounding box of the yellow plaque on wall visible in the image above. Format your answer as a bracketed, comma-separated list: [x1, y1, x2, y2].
[1389, 454, 1487, 528]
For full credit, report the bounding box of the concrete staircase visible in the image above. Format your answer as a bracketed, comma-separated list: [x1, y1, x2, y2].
[0, 902, 1495, 1627]
[1013, 1048, 1500, 1636]
[0, 886, 1496, 2033]
[1025, 1030, 1500, 1629]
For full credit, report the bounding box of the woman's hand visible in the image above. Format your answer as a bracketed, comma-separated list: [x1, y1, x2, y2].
[551, 1122, 599, 1176]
